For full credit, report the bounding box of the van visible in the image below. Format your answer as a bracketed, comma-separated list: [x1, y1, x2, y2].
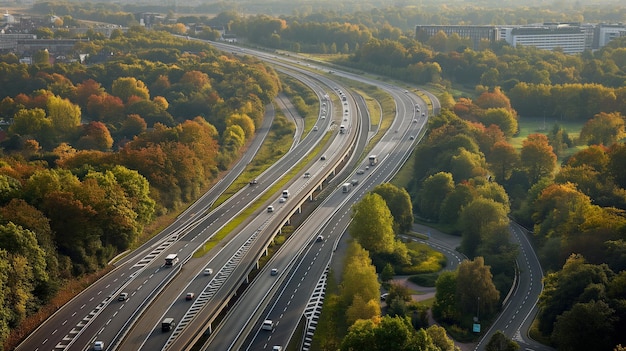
[162, 317, 175, 332]
[262, 319, 274, 330]
[267, 206, 274, 213]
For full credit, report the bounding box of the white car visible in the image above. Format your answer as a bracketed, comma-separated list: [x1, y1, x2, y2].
[93, 341, 104, 351]
[267, 206, 274, 213]
[313, 125, 318, 131]
[203, 268, 213, 275]
[262, 319, 274, 330]
[273, 346, 283, 351]
[279, 197, 286, 203]
[356, 169, 365, 175]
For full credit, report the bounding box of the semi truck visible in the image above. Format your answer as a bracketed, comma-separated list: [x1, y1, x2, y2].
[164, 253, 179, 266]
[342, 183, 352, 193]
[368, 155, 378, 166]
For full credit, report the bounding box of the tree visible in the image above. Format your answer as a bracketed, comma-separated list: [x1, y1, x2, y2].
[341, 318, 377, 351]
[488, 141, 519, 182]
[552, 300, 616, 351]
[433, 271, 459, 322]
[47, 95, 81, 137]
[346, 294, 380, 325]
[456, 257, 500, 319]
[417, 172, 454, 222]
[520, 133, 557, 184]
[579, 112, 626, 146]
[371, 183, 413, 233]
[538, 254, 612, 336]
[380, 263, 394, 284]
[9, 108, 52, 139]
[486, 331, 519, 351]
[341, 241, 380, 312]
[76, 121, 113, 151]
[480, 108, 518, 137]
[349, 193, 395, 254]
[459, 197, 509, 258]
[111, 77, 150, 102]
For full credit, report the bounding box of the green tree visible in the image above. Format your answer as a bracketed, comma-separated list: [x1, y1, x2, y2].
[433, 270, 459, 322]
[349, 193, 395, 254]
[456, 257, 500, 319]
[486, 330, 519, 351]
[417, 172, 454, 222]
[480, 108, 518, 137]
[371, 183, 413, 233]
[459, 198, 509, 258]
[380, 263, 394, 284]
[552, 300, 616, 351]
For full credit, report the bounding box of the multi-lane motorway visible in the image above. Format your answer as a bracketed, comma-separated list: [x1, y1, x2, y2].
[16, 40, 547, 351]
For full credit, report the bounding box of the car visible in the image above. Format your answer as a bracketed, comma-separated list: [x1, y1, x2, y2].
[270, 268, 278, 276]
[404, 90, 409, 94]
[204, 268, 213, 275]
[313, 125, 319, 131]
[422, 112, 425, 116]
[351, 179, 359, 186]
[320, 155, 326, 161]
[273, 346, 283, 351]
[409, 135, 415, 140]
[356, 169, 365, 175]
[267, 206, 274, 213]
[343, 118, 348, 121]
[279, 197, 286, 203]
[316, 235, 324, 242]
[380, 293, 389, 301]
[321, 115, 325, 119]
[365, 166, 370, 170]
[345, 109, 348, 113]
[118, 292, 128, 301]
[262, 319, 274, 330]
[186, 292, 195, 300]
[412, 119, 418, 123]
[93, 341, 105, 351]
[303, 172, 311, 178]
[249, 179, 258, 185]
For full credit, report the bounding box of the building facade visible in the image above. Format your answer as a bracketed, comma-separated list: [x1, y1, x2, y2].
[417, 22, 626, 54]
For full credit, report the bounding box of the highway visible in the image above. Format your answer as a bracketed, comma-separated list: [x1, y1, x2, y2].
[201, 69, 430, 351]
[16, 51, 352, 351]
[17, 38, 548, 351]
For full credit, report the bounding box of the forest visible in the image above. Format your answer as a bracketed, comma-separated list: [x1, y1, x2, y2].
[0, 26, 281, 348]
[1, 1, 626, 350]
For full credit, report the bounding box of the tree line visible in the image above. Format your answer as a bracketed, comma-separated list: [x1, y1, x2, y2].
[0, 28, 280, 350]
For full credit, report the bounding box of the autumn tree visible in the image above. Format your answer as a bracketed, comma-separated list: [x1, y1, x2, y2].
[488, 141, 519, 182]
[47, 95, 81, 138]
[579, 112, 626, 146]
[349, 193, 395, 254]
[111, 77, 150, 102]
[76, 121, 113, 151]
[520, 133, 557, 184]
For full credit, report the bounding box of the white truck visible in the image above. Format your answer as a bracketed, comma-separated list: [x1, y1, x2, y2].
[368, 155, 378, 166]
[342, 183, 352, 193]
